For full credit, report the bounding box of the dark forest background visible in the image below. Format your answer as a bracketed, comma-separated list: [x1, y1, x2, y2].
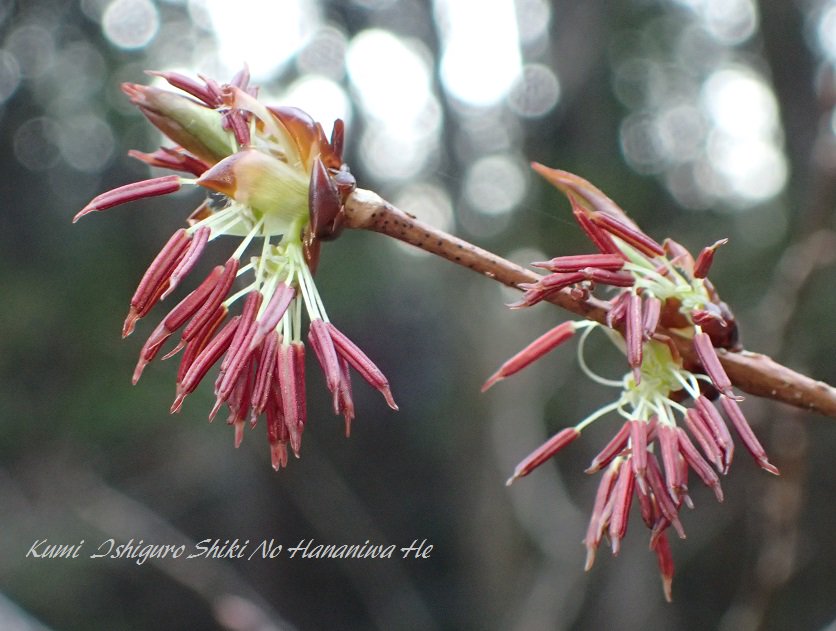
[0, 0, 834, 629]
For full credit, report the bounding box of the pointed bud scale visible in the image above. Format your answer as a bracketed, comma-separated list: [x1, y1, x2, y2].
[653, 530, 675, 602]
[676, 427, 723, 502]
[197, 149, 310, 227]
[584, 460, 621, 571]
[585, 420, 631, 474]
[608, 456, 636, 556]
[531, 253, 625, 273]
[693, 332, 739, 400]
[506, 427, 581, 485]
[74, 175, 182, 223]
[309, 157, 342, 239]
[172, 315, 240, 413]
[122, 82, 233, 164]
[267, 105, 322, 169]
[694, 238, 728, 278]
[625, 293, 643, 384]
[695, 395, 734, 473]
[719, 397, 779, 475]
[591, 212, 665, 258]
[483, 321, 577, 392]
[326, 322, 398, 410]
[629, 420, 648, 493]
[330, 119, 345, 164]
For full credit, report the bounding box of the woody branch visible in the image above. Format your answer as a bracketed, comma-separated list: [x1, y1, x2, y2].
[343, 188, 836, 419]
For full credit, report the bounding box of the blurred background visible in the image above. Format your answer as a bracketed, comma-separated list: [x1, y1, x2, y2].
[1, 0, 835, 629]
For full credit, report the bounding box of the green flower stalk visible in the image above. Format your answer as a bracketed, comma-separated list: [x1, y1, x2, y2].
[74, 70, 397, 469]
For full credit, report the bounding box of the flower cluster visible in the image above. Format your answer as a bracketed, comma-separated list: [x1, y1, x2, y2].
[484, 163, 778, 600]
[74, 69, 397, 469]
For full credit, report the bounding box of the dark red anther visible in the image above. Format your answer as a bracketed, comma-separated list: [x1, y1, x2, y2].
[532, 253, 625, 273]
[646, 455, 686, 539]
[591, 211, 665, 257]
[693, 332, 739, 400]
[278, 342, 305, 456]
[642, 296, 661, 340]
[123, 229, 191, 337]
[695, 395, 734, 473]
[608, 456, 636, 556]
[506, 427, 581, 485]
[133, 268, 223, 383]
[308, 319, 342, 404]
[337, 357, 355, 436]
[571, 202, 622, 256]
[629, 419, 648, 493]
[214, 291, 263, 407]
[128, 148, 211, 177]
[250, 331, 280, 423]
[676, 427, 723, 502]
[657, 424, 682, 501]
[163, 227, 210, 299]
[176, 305, 226, 384]
[626, 292, 643, 384]
[683, 407, 724, 473]
[172, 315, 240, 413]
[224, 110, 251, 148]
[181, 258, 239, 344]
[584, 460, 621, 571]
[482, 321, 576, 392]
[719, 397, 779, 475]
[582, 268, 635, 287]
[74, 175, 182, 222]
[694, 238, 728, 278]
[539, 271, 586, 291]
[585, 420, 631, 473]
[250, 282, 295, 351]
[309, 157, 342, 239]
[653, 530, 675, 602]
[326, 322, 398, 410]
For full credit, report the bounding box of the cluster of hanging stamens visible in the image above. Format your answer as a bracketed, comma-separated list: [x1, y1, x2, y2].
[74, 69, 396, 469]
[483, 164, 778, 601]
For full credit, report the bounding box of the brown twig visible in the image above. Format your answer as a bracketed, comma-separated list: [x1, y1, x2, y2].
[343, 188, 836, 418]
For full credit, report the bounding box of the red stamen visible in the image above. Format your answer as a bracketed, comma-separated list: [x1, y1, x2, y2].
[181, 258, 239, 344]
[608, 457, 636, 556]
[641, 296, 661, 340]
[73, 175, 181, 222]
[507, 427, 581, 485]
[683, 407, 724, 473]
[626, 293, 643, 384]
[585, 420, 631, 473]
[326, 322, 398, 410]
[591, 212, 665, 257]
[629, 419, 648, 493]
[693, 238, 728, 278]
[163, 227, 210, 299]
[582, 268, 635, 287]
[694, 396, 734, 474]
[693, 332, 739, 400]
[532, 253, 625, 273]
[584, 460, 620, 571]
[719, 397, 779, 475]
[482, 321, 576, 392]
[652, 530, 675, 602]
[250, 331, 280, 423]
[676, 427, 723, 502]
